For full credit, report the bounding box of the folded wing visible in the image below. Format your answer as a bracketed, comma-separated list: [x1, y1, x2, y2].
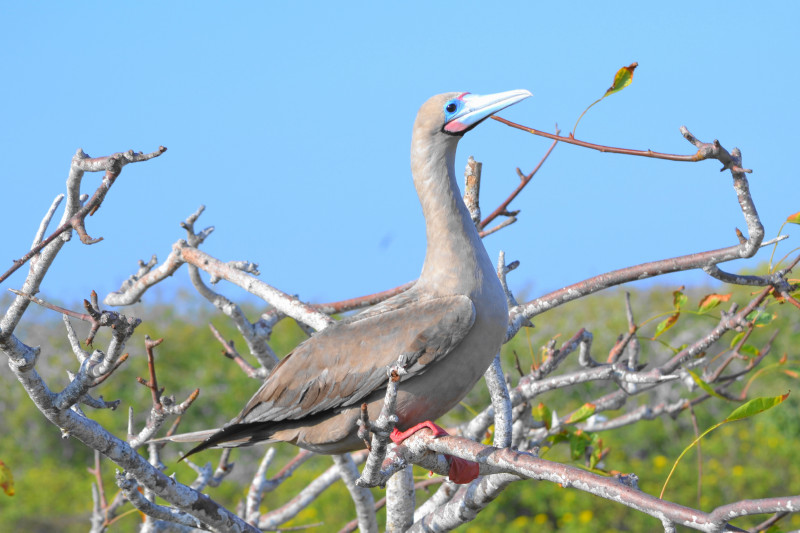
[236, 293, 476, 425]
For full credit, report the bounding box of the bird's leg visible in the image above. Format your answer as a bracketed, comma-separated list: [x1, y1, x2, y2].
[390, 422, 480, 484]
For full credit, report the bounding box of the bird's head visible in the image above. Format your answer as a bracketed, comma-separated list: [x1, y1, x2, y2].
[414, 90, 532, 140]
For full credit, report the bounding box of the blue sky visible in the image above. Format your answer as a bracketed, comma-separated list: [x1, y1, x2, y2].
[1, 2, 797, 310]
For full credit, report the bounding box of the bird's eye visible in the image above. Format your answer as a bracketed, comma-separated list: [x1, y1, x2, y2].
[446, 102, 457, 113]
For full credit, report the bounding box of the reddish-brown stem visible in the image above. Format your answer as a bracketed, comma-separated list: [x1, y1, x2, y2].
[607, 331, 635, 364]
[8, 289, 91, 321]
[87, 450, 108, 514]
[270, 449, 315, 483]
[491, 115, 698, 161]
[90, 353, 129, 387]
[6, 289, 130, 349]
[513, 350, 525, 377]
[707, 325, 754, 383]
[478, 216, 517, 238]
[750, 512, 790, 533]
[208, 322, 260, 378]
[480, 134, 560, 230]
[782, 293, 800, 311]
[306, 281, 415, 316]
[141, 336, 165, 409]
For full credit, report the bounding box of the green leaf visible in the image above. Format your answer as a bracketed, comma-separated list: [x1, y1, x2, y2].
[661, 391, 789, 498]
[569, 434, 588, 460]
[673, 287, 687, 310]
[588, 434, 605, 470]
[746, 309, 775, 327]
[739, 344, 760, 358]
[568, 430, 595, 461]
[786, 211, 800, 225]
[686, 368, 727, 401]
[725, 392, 789, 422]
[698, 293, 732, 313]
[566, 402, 596, 424]
[534, 402, 552, 429]
[604, 62, 639, 97]
[572, 62, 638, 136]
[551, 431, 570, 445]
[653, 312, 679, 339]
[589, 444, 602, 469]
[729, 331, 746, 349]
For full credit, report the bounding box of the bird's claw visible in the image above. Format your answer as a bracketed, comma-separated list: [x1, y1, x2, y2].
[390, 422, 480, 484]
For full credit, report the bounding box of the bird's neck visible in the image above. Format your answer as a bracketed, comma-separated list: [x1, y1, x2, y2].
[411, 135, 495, 295]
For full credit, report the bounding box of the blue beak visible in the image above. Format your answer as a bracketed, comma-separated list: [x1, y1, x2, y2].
[444, 89, 532, 134]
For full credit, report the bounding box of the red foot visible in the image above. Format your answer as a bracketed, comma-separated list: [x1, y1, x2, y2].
[446, 455, 480, 484]
[389, 421, 480, 484]
[390, 421, 448, 443]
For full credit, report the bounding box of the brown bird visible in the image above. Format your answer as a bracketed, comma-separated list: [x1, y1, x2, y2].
[176, 90, 531, 461]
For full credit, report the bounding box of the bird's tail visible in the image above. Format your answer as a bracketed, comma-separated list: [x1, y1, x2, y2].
[149, 429, 220, 445]
[149, 423, 278, 462]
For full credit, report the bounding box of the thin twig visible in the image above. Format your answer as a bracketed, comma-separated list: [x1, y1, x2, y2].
[491, 116, 739, 164]
[0, 147, 167, 285]
[480, 131, 560, 229]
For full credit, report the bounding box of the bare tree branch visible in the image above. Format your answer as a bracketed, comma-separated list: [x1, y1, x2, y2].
[3, 123, 798, 533]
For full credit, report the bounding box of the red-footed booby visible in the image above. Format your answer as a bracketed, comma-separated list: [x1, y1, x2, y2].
[178, 90, 532, 474]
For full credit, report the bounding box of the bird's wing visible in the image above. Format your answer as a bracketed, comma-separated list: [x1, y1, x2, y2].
[236, 294, 476, 424]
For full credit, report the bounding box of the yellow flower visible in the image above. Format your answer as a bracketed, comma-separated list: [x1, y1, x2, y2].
[510, 515, 530, 528]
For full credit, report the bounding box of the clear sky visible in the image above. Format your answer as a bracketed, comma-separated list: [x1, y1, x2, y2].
[1, 2, 797, 310]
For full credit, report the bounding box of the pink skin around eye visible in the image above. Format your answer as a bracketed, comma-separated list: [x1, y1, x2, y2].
[443, 93, 471, 133]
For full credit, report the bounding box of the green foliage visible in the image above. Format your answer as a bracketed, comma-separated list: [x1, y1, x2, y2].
[1, 274, 799, 531]
[660, 391, 789, 499]
[0, 292, 310, 532]
[698, 293, 731, 314]
[473, 277, 800, 532]
[686, 368, 727, 401]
